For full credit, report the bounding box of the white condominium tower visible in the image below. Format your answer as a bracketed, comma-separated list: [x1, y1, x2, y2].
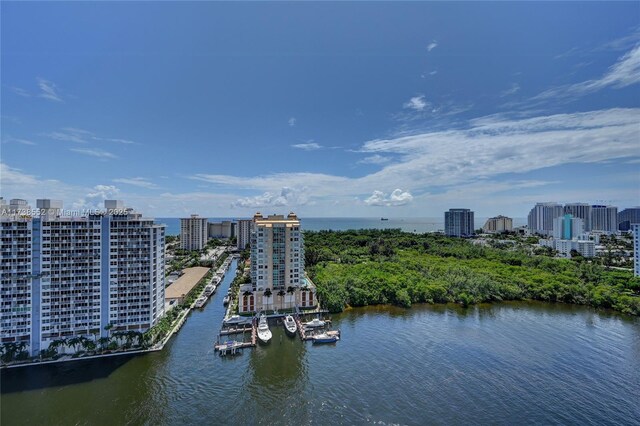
[633, 223, 639, 277]
[236, 219, 253, 251]
[240, 212, 315, 313]
[0, 199, 165, 357]
[527, 202, 563, 236]
[180, 214, 208, 251]
[590, 205, 618, 234]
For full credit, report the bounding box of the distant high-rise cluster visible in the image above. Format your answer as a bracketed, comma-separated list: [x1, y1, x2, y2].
[528, 202, 624, 235]
[0, 199, 165, 357]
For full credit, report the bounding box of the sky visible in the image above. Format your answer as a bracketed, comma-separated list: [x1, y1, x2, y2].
[1, 2, 639, 218]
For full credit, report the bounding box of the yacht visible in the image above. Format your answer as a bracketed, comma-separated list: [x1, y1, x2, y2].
[194, 297, 207, 309]
[283, 315, 297, 336]
[303, 318, 326, 328]
[223, 315, 252, 326]
[312, 332, 339, 344]
[257, 314, 272, 344]
[222, 295, 230, 306]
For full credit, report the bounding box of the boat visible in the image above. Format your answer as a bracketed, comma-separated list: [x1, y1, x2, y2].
[222, 295, 230, 306]
[257, 314, 272, 344]
[223, 315, 252, 326]
[195, 296, 207, 308]
[381, 217, 389, 221]
[283, 315, 297, 336]
[303, 318, 325, 328]
[312, 333, 339, 344]
[204, 284, 215, 296]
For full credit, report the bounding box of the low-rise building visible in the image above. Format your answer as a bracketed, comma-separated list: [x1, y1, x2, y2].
[482, 215, 513, 233]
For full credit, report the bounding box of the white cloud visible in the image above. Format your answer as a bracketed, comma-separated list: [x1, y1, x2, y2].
[500, 83, 520, 97]
[45, 127, 138, 145]
[11, 87, 30, 97]
[288, 117, 296, 127]
[427, 41, 438, 52]
[232, 187, 309, 208]
[291, 142, 322, 151]
[70, 148, 117, 159]
[46, 128, 92, 143]
[113, 177, 158, 189]
[403, 95, 428, 111]
[365, 189, 413, 206]
[73, 185, 120, 209]
[534, 44, 640, 100]
[37, 78, 63, 102]
[358, 155, 390, 165]
[189, 107, 639, 210]
[430, 70, 438, 75]
[2, 137, 36, 146]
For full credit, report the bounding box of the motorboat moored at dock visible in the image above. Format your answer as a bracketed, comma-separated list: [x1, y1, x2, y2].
[222, 295, 230, 306]
[257, 314, 272, 344]
[284, 315, 297, 336]
[312, 332, 339, 344]
[304, 318, 326, 328]
[195, 296, 207, 309]
[223, 315, 252, 326]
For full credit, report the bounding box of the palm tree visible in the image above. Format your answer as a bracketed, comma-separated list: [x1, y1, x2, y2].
[286, 286, 295, 310]
[49, 338, 67, 355]
[263, 288, 273, 312]
[104, 323, 114, 339]
[98, 337, 110, 353]
[277, 290, 286, 311]
[67, 337, 82, 353]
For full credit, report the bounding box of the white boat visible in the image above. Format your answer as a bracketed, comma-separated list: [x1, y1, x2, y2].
[223, 315, 252, 326]
[283, 315, 297, 336]
[194, 296, 207, 308]
[304, 318, 325, 328]
[257, 315, 272, 344]
[312, 332, 339, 344]
[204, 284, 215, 296]
[222, 295, 230, 306]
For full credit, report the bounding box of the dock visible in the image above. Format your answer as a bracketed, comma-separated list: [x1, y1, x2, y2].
[215, 318, 257, 356]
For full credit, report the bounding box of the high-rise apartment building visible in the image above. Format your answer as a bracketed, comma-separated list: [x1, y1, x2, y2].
[590, 205, 618, 234]
[208, 221, 235, 239]
[0, 200, 165, 357]
[482, 215, 513, 234]
[180, 214, 208, 251]
[553, 214, 584, 240]
[236, 219, 252, 250]
[239, 212, 315, 313]
[563, 203, 592, 231]
[527, 202, 563, 236]
[633, 223, 639, 277]
[444, 208, 475, 237]
[618, 208, 640, 231]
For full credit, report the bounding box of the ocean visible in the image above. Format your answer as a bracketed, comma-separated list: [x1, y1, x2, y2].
[155, 217, 527, 236]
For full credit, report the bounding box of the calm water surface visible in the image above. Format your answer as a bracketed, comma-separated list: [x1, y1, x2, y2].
[2, 260, 639, 425]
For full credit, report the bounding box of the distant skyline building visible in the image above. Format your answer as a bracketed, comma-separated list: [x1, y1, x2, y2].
[528, 202, 564, 236]
[618, 208, 640, 232]
[563, 203, 592, 231]
[445, 208, 475, 237]
[633, 223, 639, 277]
[0, 200, 165, 357]
[180, 214, 208, 251]
[590, 205, 618, 234]
[240, 212, 315, 313]
[236, 219, 253, 251]
[553, 214, 584, 240]
[208, 220, 235, 239]
[482, 215, 513, 234]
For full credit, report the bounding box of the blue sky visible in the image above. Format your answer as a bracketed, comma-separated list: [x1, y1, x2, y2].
[2, 2, 639, 217]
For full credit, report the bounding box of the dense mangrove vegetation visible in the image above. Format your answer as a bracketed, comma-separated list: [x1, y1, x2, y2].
[304, 229, 640, 315]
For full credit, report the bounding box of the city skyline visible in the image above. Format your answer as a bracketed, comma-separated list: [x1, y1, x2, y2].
[2, 2, 639, 217]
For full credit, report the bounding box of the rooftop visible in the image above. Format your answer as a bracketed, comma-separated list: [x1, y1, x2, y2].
[165, 266, 210, 300]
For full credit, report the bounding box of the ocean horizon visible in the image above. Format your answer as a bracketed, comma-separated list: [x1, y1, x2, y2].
[156, 217, 528, 236]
